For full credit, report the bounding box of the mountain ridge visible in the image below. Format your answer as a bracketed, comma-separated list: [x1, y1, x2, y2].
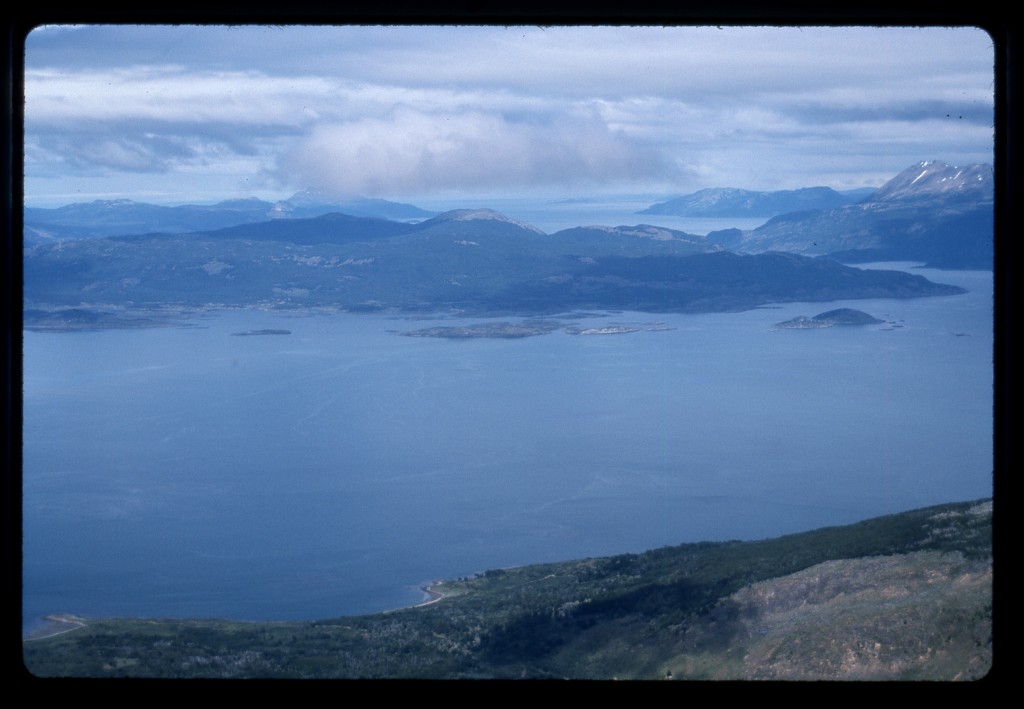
[22, 160, 986, 320]
[24, 192, 438, 245]
[733, 160, 993, 268]
[640, 185, 862, 218]
[24, 209, 965, 319]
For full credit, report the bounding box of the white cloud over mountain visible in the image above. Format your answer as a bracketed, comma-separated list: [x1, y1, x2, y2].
[275, 108, 685, 196]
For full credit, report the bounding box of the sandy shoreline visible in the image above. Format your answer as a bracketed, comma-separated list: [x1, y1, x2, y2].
[23, 614, 87, 641]
[412, 581, 445, 608]
[25, 582, 451, 637]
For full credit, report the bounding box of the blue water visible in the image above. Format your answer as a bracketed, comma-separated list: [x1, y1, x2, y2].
[411, 197, 770, 235]
[22, 265, 993, 634]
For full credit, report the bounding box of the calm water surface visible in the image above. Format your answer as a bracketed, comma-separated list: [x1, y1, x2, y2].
[22, 265, 993, 633]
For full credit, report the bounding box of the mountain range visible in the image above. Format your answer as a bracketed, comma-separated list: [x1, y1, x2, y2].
[639, 185, 871, 218]
[23, 191, 436, 246]
[23, 210, 965, 319]
[718, 161, 994, 269]
[22, 161, 989, 322]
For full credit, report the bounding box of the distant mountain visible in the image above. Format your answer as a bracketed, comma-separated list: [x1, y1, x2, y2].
[867, 161, 991, 204]
[639, 186, 860, 218]
[24, 207, 965, 320]
[112, 211, 415, 246]
[23, 193, 437, 245]
[550, 224, 717, 254]
[408, 208, 547, 237]
[735, 161, 994, 269]
[271, 189, 437, 221]
[23, 198, 277, 244]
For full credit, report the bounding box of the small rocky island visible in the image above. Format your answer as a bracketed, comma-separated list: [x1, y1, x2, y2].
[400, 320, 566, 339]
[231, 329, 292, 336]
[401, 319, 677, 339]
[564, 325, 642, 335]
[775, 308, 885, 330]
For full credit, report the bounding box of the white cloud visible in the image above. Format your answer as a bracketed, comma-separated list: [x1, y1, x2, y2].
[25, 66, 336, 126]
[275, 108, 685, 197]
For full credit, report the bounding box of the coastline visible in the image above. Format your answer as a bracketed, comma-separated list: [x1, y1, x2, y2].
[24, 583, 450, 639]
[412, 581, 445, 608]
[23, 614, 87, 642]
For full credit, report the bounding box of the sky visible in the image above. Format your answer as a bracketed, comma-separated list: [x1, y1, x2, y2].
[22, 25, 995, 208]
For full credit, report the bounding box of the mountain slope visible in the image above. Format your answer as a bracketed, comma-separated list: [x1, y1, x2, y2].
[274, 189, 437, 220]
[23, 209, 965, 318]
[23, 498, 992, 679]
[23, 194, 437, 245]
[122, 211, 416, 245]
[868, 160, 992, 204]
[640, 186, 860, 218]
[23, 198, 278, 244]
[737, 161, 994, 269]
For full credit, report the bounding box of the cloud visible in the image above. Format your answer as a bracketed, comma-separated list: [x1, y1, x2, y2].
[275, 109, 687, 197]
[22, 26, 995, 204]
[25, 118, 292, 178]
[63, 136, 191, 173]
[25, 66, 335, 126]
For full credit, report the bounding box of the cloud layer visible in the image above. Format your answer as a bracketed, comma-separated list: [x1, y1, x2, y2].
[276, 109, 686, 197]
[22, 25, 995, 205]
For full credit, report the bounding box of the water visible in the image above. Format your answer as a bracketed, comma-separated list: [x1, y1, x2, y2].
[21, 265, 993, 634]
[411, 196, 770, 235]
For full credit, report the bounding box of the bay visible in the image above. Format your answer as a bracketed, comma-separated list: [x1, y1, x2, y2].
[409, 196, 771, 235]
[21, 265, 993, 633]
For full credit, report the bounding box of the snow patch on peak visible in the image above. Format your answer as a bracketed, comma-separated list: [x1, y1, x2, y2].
[872, 160, 992, 203]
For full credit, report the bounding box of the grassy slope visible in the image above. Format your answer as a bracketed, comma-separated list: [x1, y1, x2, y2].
[22, 499, 992, 680]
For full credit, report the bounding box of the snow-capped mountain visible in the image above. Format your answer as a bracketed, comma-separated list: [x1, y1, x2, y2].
[732, 160, 994, 269]
[869, 161, 992, 204]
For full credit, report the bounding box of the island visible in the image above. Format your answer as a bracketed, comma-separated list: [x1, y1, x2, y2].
[231, 329, 292, 336]
[400, 319, 677, 339]
[775, 308, 885, 330]
[564, 325, 642, 335]
[400, 320, 565, 339]
[23, 308, 191, 332]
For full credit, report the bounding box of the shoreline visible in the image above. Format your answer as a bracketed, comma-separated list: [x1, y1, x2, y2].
[23, 582, 452, 639]
[412, 581, 446, 608]
[23, 614, 87, 642]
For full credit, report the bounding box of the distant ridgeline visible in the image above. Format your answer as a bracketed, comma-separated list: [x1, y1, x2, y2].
[23, 161, 988, 324]
[23, 498, 992, 680]
[705, 161, 993, 270]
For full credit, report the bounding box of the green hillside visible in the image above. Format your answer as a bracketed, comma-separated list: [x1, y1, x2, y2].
[23, 498, 992, 680]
